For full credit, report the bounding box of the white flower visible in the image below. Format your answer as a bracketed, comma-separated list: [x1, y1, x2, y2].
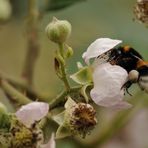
[82, 38, 132, 109]
[90, 63, 131, 109]
[82, 38, 122, 64]
[41, 133, 56, 148]
[15, 102, 49, 127]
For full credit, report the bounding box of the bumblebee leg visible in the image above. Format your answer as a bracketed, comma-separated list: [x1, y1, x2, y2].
[121, 81, 133, 96]
[125, 87, 132, 96]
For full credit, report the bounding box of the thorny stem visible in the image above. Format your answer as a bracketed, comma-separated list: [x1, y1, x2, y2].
[58, 43, 71, 92]
[22, 0, 40, 86]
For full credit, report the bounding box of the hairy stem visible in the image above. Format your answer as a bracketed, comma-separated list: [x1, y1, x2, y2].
[22, 0, 40, 86]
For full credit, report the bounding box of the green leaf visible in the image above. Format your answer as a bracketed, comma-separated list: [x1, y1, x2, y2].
[56, 124, 71, 139]
[54, 97, 76, 139]
[70, 67, 92, 85]
[64, 96, 76, 109]
[77, 62, 84, 69]
[52, 111, 65, 125]
[80, 84, 92, 103]
[46, 0, 86, 11]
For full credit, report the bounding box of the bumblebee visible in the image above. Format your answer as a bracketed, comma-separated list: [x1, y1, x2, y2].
[98, 45, 148, 94]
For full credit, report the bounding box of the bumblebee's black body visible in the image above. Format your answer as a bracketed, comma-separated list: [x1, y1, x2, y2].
[138, 65, 148, 76]
[109, 46, 143, 72]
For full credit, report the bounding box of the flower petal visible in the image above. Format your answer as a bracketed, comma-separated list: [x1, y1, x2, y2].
[41, 133, 56, 148]
[109, 101, 132, 110]
[82, 38, 122, 64]
[90, 63, 128, 108]
[15, 102, 49, 127]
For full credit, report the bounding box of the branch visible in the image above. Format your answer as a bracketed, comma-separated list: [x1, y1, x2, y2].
[0, 79, 32, 105]
[22, 0, 40, 86]
[0, 71, 45, 101]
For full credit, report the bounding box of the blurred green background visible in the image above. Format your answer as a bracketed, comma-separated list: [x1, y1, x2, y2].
[0, 0, 148, 148]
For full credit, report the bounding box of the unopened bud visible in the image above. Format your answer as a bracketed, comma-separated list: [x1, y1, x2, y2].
[45, 17, 71, 43]
[65, 45, 73, 58]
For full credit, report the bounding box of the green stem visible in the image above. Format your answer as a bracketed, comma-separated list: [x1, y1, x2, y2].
[0, 71, 45, 101]
[49, 86, 81, 110]
[58, 43, 71, 92]
[0, 79, 32, 105]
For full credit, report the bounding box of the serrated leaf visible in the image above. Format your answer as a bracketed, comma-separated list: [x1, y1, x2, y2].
[70, 67, 92, 85]
[46, 0, 86, 11]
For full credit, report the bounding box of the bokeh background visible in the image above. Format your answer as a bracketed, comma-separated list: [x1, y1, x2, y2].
[0, 0, 148, 148]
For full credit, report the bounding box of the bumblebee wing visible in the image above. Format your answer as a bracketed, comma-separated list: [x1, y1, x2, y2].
[130, 48, 143, 59]
[94, 50, 112, 65]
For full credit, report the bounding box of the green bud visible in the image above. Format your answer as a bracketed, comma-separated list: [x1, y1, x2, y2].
[45, 17, 72, 43]
[0, 0, 12, 21]
[65, 45, 73, 58]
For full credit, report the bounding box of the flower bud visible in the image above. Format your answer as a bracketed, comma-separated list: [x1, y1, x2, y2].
[45, 17, 71, 43]
[65, 102, 97, 138]
[0, 0, 12, 21]
[65, 45, 73, 58]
